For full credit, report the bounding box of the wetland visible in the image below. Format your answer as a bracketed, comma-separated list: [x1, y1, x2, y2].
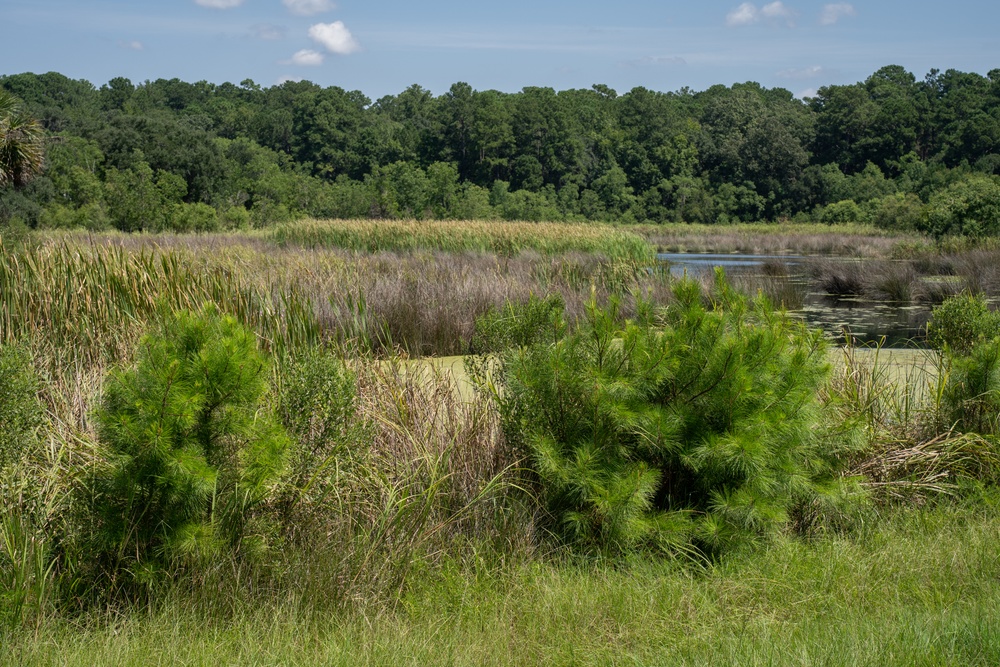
[659, 251, 936, 346]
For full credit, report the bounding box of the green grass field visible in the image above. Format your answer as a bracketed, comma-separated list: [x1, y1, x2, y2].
[5, 494, 997, 666]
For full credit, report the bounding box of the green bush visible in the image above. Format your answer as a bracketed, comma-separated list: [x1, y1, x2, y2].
[497, 272, 856, 555]
[91, 305, 289, 590]
[220, 205, 251, 229]
[38, 202, 109, 230]
[923, 175, 1000, 239]
[869, 192, 925, 231]
[941, 341, 1000, 435]
[929, 293, 1000, 435]
[166, 202, 220, 233]
[927, 292, 1000, 354]
[821, 199, 865, 225]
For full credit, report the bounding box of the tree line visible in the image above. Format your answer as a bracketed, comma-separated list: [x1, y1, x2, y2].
[1, 65, 999, 235]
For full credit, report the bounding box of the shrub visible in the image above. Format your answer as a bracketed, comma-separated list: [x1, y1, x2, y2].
[166, 202, 220, 233]
[91, 305, 289, 590]
[941, 341, 1000, 435]
[927, 293, 1000, 436]
[220, 205, 252, 230]
[38, 204, 86, 230]
[923, 175, 1000, 239]
[821, 199, 865, 225]
[497, 272, 855, 556]
[452, 183, 496, 220]
[927, 292, 1000, 354]
[869, 192, 924, 231]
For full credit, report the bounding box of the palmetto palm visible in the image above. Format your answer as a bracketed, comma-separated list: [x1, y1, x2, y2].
[0, 90, 44, 189]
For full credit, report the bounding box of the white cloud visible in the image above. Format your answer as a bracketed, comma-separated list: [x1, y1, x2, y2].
[276, 76, 303, 85]
[776, 65, 824, 79]
[727, 2, 797, 27]
[194, 0, 244, 8]
[726, 3, 759, 26]
[821, 3, 856, 25]
[252, 23, 286, 40]
[797, 88, 818, 99]
[283, 0, 336, 16]
[119, 40, 144, 51]
[281, 49, 325, 66]
[761, 1, 795, 22]
[308, 21, 360, 54]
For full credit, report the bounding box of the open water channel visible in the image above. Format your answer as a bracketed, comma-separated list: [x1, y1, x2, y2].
[658, 252, 933, 348]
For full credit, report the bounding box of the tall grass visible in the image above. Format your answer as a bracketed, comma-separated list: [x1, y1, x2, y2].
[0, 238, 321, 364]
[4, 224, 1000, 662]
[4, 494, 999, 666]
[266, 218, 654, 261]
[276, 357, 525, 608]
[636, 222, 924, 257]
[3, 339, 520, 614]
[0, 232, 664, 362]
[826, 344, 1000, 503]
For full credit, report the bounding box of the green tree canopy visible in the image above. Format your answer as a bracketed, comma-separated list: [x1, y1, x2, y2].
[0, 91, 45, 189]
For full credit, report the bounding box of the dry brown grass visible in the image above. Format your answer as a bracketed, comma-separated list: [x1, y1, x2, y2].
[634, 222, 923, 257]
[265, 355, 528, 607]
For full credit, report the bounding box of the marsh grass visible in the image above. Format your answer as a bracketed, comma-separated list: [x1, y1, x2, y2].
[642, 225, 1000, 313]
[825, 344, 1000, 503]
[811, 258, 866, 296]
[807, 249, 1000, 305]
[1, 231, 663, 362]
[871, 263, 920, 302]
[297, 356, 526, 605]
[0, 237, 322, 364]
[727, 269, 806, 310]
[266, 218, 654, 261]
[1, 343, 521, 625]
[635, 222, 922, 257]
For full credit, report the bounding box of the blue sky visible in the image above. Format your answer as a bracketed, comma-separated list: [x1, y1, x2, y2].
[2, 0, 997, 99]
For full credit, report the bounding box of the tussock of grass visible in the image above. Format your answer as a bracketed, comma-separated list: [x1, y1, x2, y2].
[825, 344, 1000, 505]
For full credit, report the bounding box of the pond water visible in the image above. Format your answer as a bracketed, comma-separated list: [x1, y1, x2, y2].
[657, 252, 932, 348]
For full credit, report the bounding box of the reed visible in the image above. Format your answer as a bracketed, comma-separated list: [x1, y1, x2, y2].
[265, 218, 654, 261]
[634, 222, 923, 257]
[0, 238, 321, 365]
[0, 232, 664, 362]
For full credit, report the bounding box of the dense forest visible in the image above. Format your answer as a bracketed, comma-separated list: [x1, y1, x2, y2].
[2, 65, 1000, 235]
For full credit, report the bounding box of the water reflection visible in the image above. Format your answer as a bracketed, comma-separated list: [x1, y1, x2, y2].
[658, 253, 807, 274]
[657, 252, 931, 347]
